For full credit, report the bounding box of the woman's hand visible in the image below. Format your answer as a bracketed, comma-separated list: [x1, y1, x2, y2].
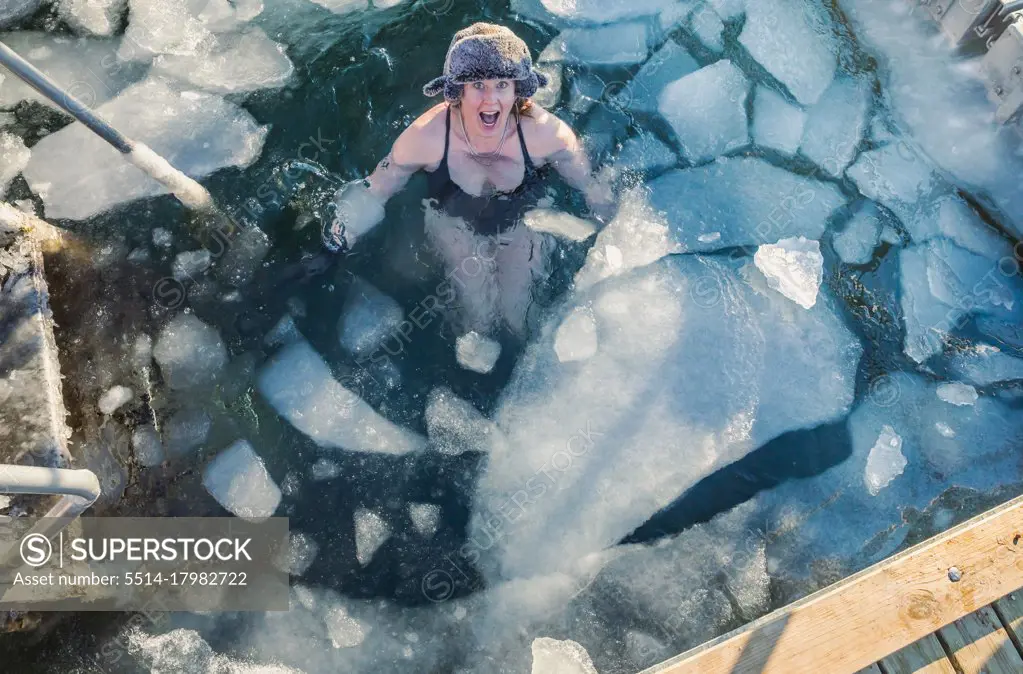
[322, 179, 387, 253]
[584, 165, 618, 226]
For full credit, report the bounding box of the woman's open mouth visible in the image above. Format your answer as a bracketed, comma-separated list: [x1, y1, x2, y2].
[479, 111, 500, 129]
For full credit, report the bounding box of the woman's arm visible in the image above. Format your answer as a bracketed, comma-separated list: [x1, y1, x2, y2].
[325, 123, 429, 251]
[543, 117, 617, 224]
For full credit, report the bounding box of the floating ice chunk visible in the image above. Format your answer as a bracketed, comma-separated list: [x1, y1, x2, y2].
[203, 439, 281, 521]
[408, 503, 441, 538]
[554, 306, 598, 362]
[324, 603, 368, 648]
[947, 344, 1023, 387]
[0, 132, 29, 195]
[659, 1, 692, 32]
[627, 40, 700, 113]
[523, 209, 596, 242]
[739, 0, 837, 105]
[264, 313, 301, 348]
[338, 277, 404, 357]
[648, 158, 845, 253]
[98, 385, 133, 415]
[171, 249, 212, 280]
[902, 196, 1011, 262]
[754, 237, 823, 309]
[307, 0, 368, 13]
[310, 458, 340, 480]
[540, 0, 680, 24]
[153, 29, 293, 95]
[708, 0, 743, 19]
[832, 202, 882, 265]
[257, 339, 425, 455]
[119, 0, 214, 60]
[131, 424, 164, 467]
[614, 132, 677, 174]
[164, 408, 212, 456]
[864, 425, 906, 495]
[751, 87, 806, 156]
[456, 331, 501, 374]
[846, 144, 937, 224]
[658, 60, 749, 163]
[539, 22, 650, 66]
[0, 32, 143, 109]
[800, 76, 872, 177]
[152, 227, 173, 248]
[0, 0, 42, 27]
[128, 629, 215, 674]
[474, 254, 861, 579]
[354, 509, 389, 566]
[880, 224, 901, 246]
[424, 386, 495, 455]
[935, 421, 955, 438]
[23, 77, 268, 221]
[273, 531, 318, 576]
[688, 4, 724, 52]
[574, 186, 677, 290]
[58, 0, 127, 36]
[153, 313, 228, 390]
[937, 382, 978, 407]
[530, 638, 597, 674]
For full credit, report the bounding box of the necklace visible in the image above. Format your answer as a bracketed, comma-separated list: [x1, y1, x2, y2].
[456, 104, 514, 167]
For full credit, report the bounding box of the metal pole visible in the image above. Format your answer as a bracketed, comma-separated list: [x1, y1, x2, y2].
[0, 41, 215, 214]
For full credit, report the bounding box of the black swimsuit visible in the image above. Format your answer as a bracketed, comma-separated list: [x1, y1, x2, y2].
[426, 104, 547, 236]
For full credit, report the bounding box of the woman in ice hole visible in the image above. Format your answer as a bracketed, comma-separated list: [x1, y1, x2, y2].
[323, 22, 615, 339]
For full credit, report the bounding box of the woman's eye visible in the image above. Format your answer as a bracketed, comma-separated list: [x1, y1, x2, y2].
[473, 82, 484, 89]
[497, 81, 508, 88]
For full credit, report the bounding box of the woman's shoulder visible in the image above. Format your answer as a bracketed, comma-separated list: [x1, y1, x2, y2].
[519, 104, 578, 158]
[392, 103, 448, 167]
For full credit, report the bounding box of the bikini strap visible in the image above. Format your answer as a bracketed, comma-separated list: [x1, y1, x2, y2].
[514, 108, 535, 171]
[443, 104, 451, 162]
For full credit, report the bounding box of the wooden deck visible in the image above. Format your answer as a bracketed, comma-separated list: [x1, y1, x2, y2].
[643, 493, 1023, 674]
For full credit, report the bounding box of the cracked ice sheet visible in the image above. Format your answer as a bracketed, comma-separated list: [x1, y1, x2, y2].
[23, 77, 267, 221]
[761, 370, 1023, 587]
[647, 157, 846, 253]
[472, 253, 862, 581]
[839, 0, 1023, 238]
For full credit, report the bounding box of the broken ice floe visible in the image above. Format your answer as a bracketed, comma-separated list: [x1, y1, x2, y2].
[751, 87, 807, 156]
[98, 385, 133, 415]
[202, 439, 281, 521]
[832, 202, 882, 265]
[424, 386, 496, 455]
[456, 331, 501, 374]
[530, 637, 598, 674]
[354, 509, 389, 566]
[554, 306, 598, 362]
[523, 209, 596, 242]
[799, 75, 872, 177]
[753, 236, 824, 309]
[408, 503, 441, 538]
[338, 277, 405, 357]
[947, 344, 1023, 387]
[153, 313, 228, 390]
[658, 60, 749, 163]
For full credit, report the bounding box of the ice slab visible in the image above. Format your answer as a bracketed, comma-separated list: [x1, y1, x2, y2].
[257, 338, 425, 455]
[424, 386, 496, 455]
[903, 196, 1011, 262]
[937, 382, 978, 407]
[614, 132, 677, 174]
[408, 503, 441, 538]
[947, 344, 1023, 387]
[647, 158, 846, 253]
[800, 75, 872, 177]
[456, 331, 501, 374]
[753, 236, 824, 309]
[324, 603, 368, 648]
[688, 4, 724, 52]
[539, 0, 680, 23]
[23, 77, 268, 221]
[131, 424, 164, 467]
[0, 132, 29, 194]
[523, 209, 596, 242]
[98, 385, 133, 414]
[739, 0, 838, 105]
[0, 0, 42, 27]
[658, 60, 749, 163]
[0, 32, 144, 110]
[554, 306, 598, 362]
[338, 277, 404, 357]
[473, 253, 862, 579]
[172, 249, 212, 280]
[308, 0, 367, 14]
[539, 23, 650, 66]
[846, 144, 937, 225]
[153, 314, 228, 390]
[833, 202, 882, 265]
[58, 0, 127, 36]
[274, 531, 318, 576]
[626, 40, 700, 114]
[708, 0, 743, 20]
[311, 458, 341, 480]
[864, 425, 906, 496]
[751, 87, 807, 156]
[203, 439, 281, 521]
[574, 186, 678, 290]
[264, 313, 301, 348]
[119, 0, 262, 60]
[838, 0, 1023, 237]
[152, 28, 293, 95]
[354, 509, 389, 566]
[530, 638, 597, 674]
[164, 408, 212, 456]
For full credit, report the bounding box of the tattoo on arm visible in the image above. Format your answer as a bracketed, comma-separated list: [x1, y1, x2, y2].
[377, 153, 392, 171]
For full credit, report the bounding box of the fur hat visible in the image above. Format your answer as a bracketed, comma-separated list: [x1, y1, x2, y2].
[423, 22, 549, 102]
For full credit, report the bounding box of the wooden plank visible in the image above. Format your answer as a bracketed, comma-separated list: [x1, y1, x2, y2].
[881, 634, 956, 674]
[641, 493, 1023, 674]
[939, 606, 1023, 673]
[992, 592, 1023, 657]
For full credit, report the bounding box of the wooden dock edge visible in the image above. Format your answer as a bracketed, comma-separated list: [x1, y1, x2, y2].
[641, 492, 1023, 674]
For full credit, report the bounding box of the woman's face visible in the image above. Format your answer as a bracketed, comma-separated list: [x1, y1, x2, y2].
[460, 79, 516, 137]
